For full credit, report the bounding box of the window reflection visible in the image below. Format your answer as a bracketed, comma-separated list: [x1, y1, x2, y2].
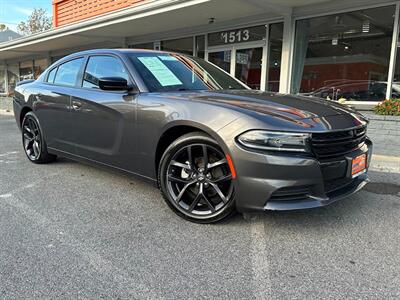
[267, 23, 283, 92]
[292, 5, 395, 102]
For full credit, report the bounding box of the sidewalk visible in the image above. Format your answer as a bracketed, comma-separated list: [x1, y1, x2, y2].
[0, 97, 13, 114]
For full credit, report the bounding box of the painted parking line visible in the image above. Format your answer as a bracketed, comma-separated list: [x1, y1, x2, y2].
[248, 216, 272, 300]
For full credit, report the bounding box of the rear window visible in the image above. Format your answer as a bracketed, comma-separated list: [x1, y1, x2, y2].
[46, 67, 57, 83]
[54, 58, 84, 87]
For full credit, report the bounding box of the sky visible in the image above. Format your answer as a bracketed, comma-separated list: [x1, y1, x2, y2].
[0, 0, 52, 32]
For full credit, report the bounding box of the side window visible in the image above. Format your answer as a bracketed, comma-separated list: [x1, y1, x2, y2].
[83, 56, 129, 89]
[47, 67, 57, 83]
[54, 58, 84, 87]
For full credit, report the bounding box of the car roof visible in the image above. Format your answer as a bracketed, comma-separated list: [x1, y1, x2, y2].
[59, 48, 181, 61]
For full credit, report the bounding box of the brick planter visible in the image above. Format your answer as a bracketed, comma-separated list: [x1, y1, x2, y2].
[362, 112, 400, 158]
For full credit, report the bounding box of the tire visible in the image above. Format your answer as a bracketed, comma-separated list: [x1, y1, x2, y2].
[22, 112, 57, 164]
[158, 132, 235, 223]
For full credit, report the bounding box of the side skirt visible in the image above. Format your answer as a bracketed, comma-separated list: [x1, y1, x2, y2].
[48, 147, 157, 186]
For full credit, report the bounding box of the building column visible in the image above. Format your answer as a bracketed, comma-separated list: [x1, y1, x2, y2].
[279, 12, 294, 94]
[46, 52, 52, 66]
[121, 37, 128, 48]
[4, 63, 9, 96]
[386, 3, 400, 100]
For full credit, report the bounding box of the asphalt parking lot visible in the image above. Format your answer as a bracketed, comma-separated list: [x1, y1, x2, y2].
[1, 113, 400, 299]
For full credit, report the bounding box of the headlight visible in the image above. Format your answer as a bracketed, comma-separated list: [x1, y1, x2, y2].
[237, 130, 311, 152]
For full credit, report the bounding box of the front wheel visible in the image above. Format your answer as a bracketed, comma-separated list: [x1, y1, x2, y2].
[22, 112, 56, 164]
[158, 132, 235, 223]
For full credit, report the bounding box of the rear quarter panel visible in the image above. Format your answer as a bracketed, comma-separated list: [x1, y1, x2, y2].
[13, 83, 38, 129]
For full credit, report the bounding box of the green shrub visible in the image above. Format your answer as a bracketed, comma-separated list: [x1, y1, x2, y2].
[374, 99, 400, 116]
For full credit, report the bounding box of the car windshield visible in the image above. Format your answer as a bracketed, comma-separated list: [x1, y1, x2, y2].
[128, 52, 248, 92]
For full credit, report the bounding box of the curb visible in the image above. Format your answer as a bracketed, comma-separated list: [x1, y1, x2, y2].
[0, 110, 13, 116]
[370, 154, 400, 174]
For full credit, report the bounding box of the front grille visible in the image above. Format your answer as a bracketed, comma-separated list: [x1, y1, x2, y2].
[311, 126, 367, 159]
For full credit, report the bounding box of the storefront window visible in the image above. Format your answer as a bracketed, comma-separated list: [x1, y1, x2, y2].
[195, 35, 205, 58]
[391, 19, 400, 98]
[52, 56, 65, 64]
[34, 58, 48, 79]
[130, 42, 154, 50]
[161, 37, 193, 55]
[7, 64, 19, 95]
[292, 5, 395, 101]
[267, 23, 283, 92]
[19, 60, 34, 80]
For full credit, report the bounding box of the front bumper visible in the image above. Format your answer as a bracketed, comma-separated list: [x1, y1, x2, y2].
[232, 138, 372, 213]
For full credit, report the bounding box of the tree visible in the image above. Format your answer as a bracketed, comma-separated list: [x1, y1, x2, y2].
[17, 8, 52, 36]
[0, 24, 6, 31]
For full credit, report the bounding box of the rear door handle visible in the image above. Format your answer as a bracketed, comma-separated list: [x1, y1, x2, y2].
[72, 100, 82, 111]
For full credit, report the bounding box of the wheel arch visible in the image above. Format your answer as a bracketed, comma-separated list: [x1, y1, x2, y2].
[154, 121, 228, 175]
[20, 106, 32, 126]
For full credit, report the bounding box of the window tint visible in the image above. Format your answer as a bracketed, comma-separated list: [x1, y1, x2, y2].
[54, 58, 84, 86]
[47, 67, 57, 83]
[83, 56, 129, 89]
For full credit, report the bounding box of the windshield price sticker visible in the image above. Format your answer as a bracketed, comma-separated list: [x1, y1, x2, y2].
[208, 25, 266, 47]
[138, 56, 182, 87]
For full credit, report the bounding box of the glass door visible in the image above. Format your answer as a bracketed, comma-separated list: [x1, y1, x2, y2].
[208, 50, 231, 73]
[235, 47, 263, 90]
[206, 23, 284, 91]
[207, 45, 264, 90]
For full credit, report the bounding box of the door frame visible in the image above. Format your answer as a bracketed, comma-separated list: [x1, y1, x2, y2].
[205, 28, 269, 91]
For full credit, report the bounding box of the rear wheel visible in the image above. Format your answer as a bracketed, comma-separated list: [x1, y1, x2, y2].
[158, 132, 235, 223]
[22, 112, 56, 164]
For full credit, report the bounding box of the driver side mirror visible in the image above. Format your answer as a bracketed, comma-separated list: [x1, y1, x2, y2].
[98, 77, 135, 91]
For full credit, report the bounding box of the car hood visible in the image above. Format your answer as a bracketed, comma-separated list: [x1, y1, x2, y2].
[194, 90, 360, 118]
[155, 90, 368, 131]
[160, 89, 364, 117]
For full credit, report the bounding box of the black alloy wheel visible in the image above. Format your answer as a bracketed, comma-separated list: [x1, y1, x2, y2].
[22, 112, 56, 164]
[159, 132, 235, 223]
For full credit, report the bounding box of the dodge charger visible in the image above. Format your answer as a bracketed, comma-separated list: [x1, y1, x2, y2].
[13, 49, 372, 223]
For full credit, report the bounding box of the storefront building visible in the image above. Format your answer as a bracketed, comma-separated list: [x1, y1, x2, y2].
[0, 0, 399, 109]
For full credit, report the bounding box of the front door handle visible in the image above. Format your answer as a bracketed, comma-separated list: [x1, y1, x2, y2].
[72, 101, 82, 111]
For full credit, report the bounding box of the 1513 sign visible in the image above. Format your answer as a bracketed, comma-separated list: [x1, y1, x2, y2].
[221, 29, 250, 44]
[208, 25, 266, 47]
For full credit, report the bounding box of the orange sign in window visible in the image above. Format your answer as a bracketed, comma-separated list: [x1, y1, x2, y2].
[352, 154, 366, 177]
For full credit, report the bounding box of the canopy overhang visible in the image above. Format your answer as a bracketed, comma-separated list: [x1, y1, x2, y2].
[0, 0, 335, 62]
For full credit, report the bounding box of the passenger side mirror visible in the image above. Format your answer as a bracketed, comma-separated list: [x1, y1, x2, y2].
[98, 77, 134, 91]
